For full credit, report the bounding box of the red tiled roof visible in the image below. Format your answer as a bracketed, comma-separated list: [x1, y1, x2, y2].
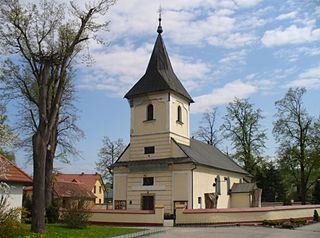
[55, 173, 103, 191]
[0, 155, 32, 184]
[54, 181, 96, 199]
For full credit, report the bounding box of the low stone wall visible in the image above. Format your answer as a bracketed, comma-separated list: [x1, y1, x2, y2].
[88, 205, 164, 226]
[175, 205, 320, 226]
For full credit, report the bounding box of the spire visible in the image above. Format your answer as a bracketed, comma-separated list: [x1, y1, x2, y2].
[124, 11, 194, 103]
[157, 6, 163, 34]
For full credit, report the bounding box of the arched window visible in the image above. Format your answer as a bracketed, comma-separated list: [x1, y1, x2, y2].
[177, 106, 182, 122]
[147, 104, 154, 121]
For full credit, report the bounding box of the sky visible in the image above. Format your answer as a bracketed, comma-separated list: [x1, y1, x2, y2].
[11, 0, 320, 175]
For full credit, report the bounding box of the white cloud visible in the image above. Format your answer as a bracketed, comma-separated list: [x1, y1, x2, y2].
[287, 66, 320, 89]
[274, 47, 320, 62]
[262, 25, 320, 47]
[78, 43, 212, 96]
[276, 11, 297, 21]
[95, 0, 261, 48]
[219, 49, 247, 65]
[191, 80, 257, 113]
[171, 55, 212, 91]
[208, 32, 257, 48]
[233, 0, 262, 8]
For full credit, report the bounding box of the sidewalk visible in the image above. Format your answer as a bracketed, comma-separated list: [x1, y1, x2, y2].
[148, 223, 320, 238]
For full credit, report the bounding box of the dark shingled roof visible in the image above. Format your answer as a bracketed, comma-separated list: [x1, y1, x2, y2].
[230, 183, 257, 193]
[124, 31, 194, 103]
[176, 139, 249, 175]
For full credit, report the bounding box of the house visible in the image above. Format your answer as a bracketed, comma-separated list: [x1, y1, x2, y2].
[111, 18, 260, 214]
[55, 173, 105, 205]
[0, 154, 32, 209]
[53, 181, 96, 208]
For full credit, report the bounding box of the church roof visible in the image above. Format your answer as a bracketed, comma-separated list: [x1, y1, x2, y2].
[176, 139, 250, 175]
[124, 23, 194, 103]
[113, 139, 249, 176]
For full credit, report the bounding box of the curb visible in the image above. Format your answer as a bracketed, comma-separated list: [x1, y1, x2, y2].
[113, 227, 168, 238]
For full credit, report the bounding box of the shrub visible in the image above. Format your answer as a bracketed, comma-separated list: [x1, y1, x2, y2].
[46, 205, 59, 224]
[289, 218, 307, 225]
[313, 210, 320, 222]
[262, 220, 284, 226]
[20, 207, 31, 224]
[62, 199, 92, 228]
[0, 196, 22, 238]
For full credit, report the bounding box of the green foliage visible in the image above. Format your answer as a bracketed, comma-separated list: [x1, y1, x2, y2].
[22, 194, 32, 224]
[0, 104, 17, 150]
[222, 98, 266, 177]
[20, 207, 32, 224]
[256, 162, 286, 202]
[313, 210, 320, 222]
[0, 196, 22, 238]
[17, 224, 144, 238]
[62, 199, 92, 228]
[273, 88, 320, 204]
[46, 205, 59, 224]
[313, 179, 320, 204]
[289, 218, 307, 225]
[262, 220, 284, 226]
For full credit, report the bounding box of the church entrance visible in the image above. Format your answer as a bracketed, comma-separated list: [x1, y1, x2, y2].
[141, 195, 154, 210]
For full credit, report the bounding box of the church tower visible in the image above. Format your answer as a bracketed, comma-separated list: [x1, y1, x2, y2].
[124, 16, 194, 161]
[112, 14, 251, 213]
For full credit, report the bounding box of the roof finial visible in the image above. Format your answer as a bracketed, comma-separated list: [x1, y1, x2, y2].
[157, 6, 163, 34]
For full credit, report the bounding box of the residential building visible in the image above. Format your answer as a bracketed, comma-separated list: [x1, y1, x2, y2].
[0, 154, 32, 209]
[56, 172, 105, 205]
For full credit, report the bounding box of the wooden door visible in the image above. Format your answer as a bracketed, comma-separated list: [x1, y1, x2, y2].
[142, 195, 154, 210]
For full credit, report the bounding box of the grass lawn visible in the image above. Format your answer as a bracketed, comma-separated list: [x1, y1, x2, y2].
[17, 224, 145, 238]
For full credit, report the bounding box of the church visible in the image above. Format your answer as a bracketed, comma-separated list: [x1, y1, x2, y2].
[111, 17, 259, 214]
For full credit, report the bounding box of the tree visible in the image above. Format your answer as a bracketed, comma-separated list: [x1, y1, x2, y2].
[313, 178, 320, 204]
[16, 75, 84, 208]
[194, 108, 221, 146]
[221, 98, 266, 177]
[256, 161, 286, 202]
[0, 0, 115, 232]
[0, 105, 17, 162]
[96, 136, 125, 183]
[273, 87, 320, 204]
[0, 105, 17, 151]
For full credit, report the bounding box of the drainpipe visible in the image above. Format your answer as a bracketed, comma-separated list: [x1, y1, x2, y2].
[191, 163, 197, 209]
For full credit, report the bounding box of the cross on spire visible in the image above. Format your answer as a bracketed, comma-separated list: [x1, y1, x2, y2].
[157, 6, 163, 34]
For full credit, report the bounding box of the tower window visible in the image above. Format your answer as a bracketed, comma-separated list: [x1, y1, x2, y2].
[143, 177, 154, 186]
[177, 106, 182, 123]
[146, 104, 154, 121]
[144, 146, 155, 154]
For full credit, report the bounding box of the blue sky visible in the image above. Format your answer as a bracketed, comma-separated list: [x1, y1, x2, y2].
[13, 0, 320, 174]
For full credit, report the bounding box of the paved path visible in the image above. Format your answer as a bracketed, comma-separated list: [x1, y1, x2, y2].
[148, 223, 320, 238]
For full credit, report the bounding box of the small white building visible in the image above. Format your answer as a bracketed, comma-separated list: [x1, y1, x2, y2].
[0, 155, 32, 209]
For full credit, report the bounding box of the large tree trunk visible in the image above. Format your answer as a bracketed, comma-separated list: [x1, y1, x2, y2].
[300, 163, 306, 205]
[45, 128, 58, 208]
[45, 149, 54, 209]
[31, 132, 47, 233]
